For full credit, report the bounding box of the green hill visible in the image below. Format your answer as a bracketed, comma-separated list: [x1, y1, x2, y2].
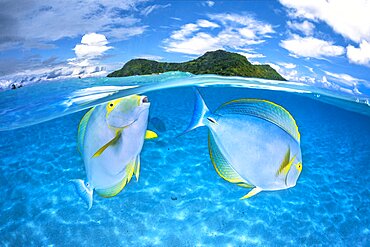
[107, 50, 285, 81]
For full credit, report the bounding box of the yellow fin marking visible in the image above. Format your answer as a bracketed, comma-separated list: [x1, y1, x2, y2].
[92, 130, 122, 158]
[276, 147, 296, 176]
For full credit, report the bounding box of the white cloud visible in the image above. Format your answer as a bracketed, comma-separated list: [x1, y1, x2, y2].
[73, 33, 112, 59]
[278, 62, 296, 69]
[141, 4, 170, 16]
[279, 0, 370, 43]
[267, 63, 313, 83]
[347, 40, 370, 66]
[0, 0, 149, 50]
[238, 52, 265, 59]
[280, 35, 345, 58]
[165, 32, 221, 55]
[170, 24, 199, 40]
[205, 1, 215, 7]
[287, 20, 314, 36]
[105, 26, 147, 41]
[135, 55, 163, 60]
[197, 19, 219, 28]
[324, 71, 365, 87]
[163, 13, 273, 55]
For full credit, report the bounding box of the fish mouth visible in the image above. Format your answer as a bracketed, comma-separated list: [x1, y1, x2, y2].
[142, 96, 149, 103]
[140, 96, 150, 108]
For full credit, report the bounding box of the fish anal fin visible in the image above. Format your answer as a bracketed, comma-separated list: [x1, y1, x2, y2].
[95, 177, 128, 198]
[134, 155, 141, 181]
[92, 130, 122, 158]
[208, 131, 251, 186]
[126, 159, 135, 183]
[240, 187, 262, 200]
[145, 130, 158, 140]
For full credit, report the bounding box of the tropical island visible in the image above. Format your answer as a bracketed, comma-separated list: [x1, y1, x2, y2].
[107, 50, 285, 81]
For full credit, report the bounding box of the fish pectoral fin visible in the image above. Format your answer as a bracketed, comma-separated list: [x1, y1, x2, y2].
[92, 130, 122, 158]
[145, 130, 158, 140]
[240, 187, 262, 200]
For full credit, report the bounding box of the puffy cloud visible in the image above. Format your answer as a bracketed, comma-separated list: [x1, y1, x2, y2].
[279, 0, 370, 43]
[73, 33, 112, 59]
[347, 40, 370, 66]
[163, 13, 273, 55]
[280, 35, 345, 58]
[287, 20, 314, 36]
[197, 19, 219, 28]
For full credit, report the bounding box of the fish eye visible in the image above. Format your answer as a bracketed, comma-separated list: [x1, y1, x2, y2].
[109, 103, 114, 108]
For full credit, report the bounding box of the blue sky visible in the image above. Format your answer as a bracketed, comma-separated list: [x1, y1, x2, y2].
[0, 0, 370, 97]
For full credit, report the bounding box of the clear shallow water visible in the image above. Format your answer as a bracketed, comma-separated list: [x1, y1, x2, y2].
[0, 75, 370, 245]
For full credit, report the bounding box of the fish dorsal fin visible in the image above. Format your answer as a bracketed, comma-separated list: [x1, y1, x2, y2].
[208, 131, 252, 186]
[77, 107, 95, 154]
[276, 147, 296, 176]
[216, 99, 300, 143]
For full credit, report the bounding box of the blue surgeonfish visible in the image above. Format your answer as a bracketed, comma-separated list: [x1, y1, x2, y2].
[184, 89, 302, 199]
[71, 95, 157, 209]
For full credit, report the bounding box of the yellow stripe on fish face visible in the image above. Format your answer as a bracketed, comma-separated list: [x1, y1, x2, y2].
[106, 98, 123, 117]
[105, 95, 141, 119]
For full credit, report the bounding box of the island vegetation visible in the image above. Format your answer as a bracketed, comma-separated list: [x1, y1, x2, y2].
[107, 50, 285, 81]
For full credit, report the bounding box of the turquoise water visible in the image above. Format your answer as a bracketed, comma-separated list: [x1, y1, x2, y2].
[0, 73, 369, 245]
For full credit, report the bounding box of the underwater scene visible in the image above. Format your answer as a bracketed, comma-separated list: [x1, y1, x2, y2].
[1, 0, 370, 246]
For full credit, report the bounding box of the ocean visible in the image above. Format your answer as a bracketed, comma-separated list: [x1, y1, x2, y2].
[0, 72, 369, 245]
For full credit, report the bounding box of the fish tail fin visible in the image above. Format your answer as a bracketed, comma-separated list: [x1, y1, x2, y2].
[181, 88, 210, 135]
[70, 179, 94, 210]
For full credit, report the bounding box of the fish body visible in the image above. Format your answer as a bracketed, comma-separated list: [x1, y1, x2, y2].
[185, 89, 302, 199]
[71, 94, 152, 209]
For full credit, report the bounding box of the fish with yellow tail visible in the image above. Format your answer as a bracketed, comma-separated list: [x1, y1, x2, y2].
[184, 89, 302, 199]
[71, 94, 157, 210]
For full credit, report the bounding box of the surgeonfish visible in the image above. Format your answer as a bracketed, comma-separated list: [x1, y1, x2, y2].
[184, 89, 302, 199]
[71, 94, 157, 209]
